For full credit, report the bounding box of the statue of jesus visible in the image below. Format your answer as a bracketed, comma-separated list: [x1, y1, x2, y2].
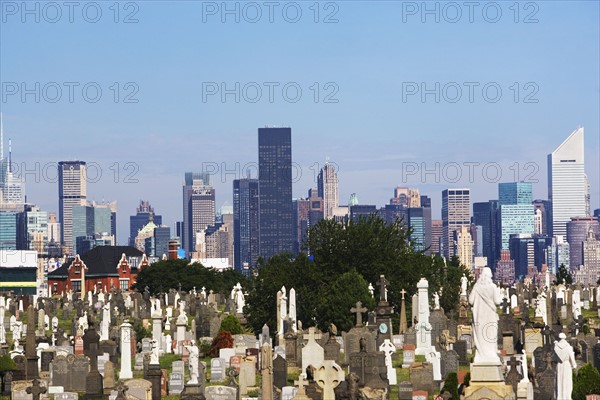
[468, 267, 502, 364]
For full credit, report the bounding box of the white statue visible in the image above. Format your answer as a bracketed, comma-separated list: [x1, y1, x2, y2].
[433, 292, 440, 310]
[554, 333, 576, 400]
[184, 340, 200, 384]
[150, 338, 160, 365]
[468, 267, 502, 364]
[368, 283, 374, 298]
[460, 275, 468, 296]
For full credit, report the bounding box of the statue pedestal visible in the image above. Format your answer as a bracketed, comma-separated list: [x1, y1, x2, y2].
[145, 363, 162, 400]
[463, 363, 515, 400]
[181, 383, 206, 400]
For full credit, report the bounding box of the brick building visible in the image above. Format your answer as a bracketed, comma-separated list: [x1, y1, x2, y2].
[48, 246, 149, 294]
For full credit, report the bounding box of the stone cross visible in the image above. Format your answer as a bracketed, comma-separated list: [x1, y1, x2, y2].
[26, 378, 47, 400]
[303, 327, 322, 343]
[115, 380, 129, 400]
[376, 275, 389, 303]
[400, 288, 406, 300]
[507, 356, 520, 373]
[314, 360, 345, 400]
[294, 373, 309, 395]
[350, 302, 367, 327]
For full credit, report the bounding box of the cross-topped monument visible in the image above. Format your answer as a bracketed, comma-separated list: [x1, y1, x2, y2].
[303, 327, 322, 343]
[350, 302, 367, 327]
[295, 373, 308, 395]
[376, 275, 389, 303]
[26, 378, 47, 400]
[400, 288, 406, 300]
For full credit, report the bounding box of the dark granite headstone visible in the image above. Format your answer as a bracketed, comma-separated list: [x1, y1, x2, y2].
[39, 350, 54, 373]
[398, 381, 413, 400]
[440, 350, 458, 380]
[453, 341, 468, 366]
[273, 354, 287, 389]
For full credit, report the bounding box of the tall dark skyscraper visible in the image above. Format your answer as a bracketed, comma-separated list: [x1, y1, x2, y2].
[472, 200, 500, 267]
[233, 178, 260, 272]
[258, 127, 293, 260]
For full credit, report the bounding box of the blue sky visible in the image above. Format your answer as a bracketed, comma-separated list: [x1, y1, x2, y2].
[1, 0, 599, 243]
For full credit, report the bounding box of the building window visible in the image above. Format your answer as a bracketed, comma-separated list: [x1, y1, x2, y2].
[119, 279, 129, 291]
[72, 280, 81, 292]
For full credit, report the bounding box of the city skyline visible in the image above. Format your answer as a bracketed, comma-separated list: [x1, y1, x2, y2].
[0, 124, 597, 246]
[1, 1, 598, 244]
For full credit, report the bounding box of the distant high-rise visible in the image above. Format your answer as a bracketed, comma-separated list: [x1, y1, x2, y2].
[548, 128, 587, 238]
[499, 182, 534, 250]
[258, 127, 293, 259]
[0, 131, 25, 212]
[182, 173, 215, 254]
[495, 250, 515, 285]
[318, 162, 338, 219]
[532, 200, 552, 236]
[293, 198, 310, 255]
[566, 216, 600, 269]
[454, 225, 473, 271]
[58, 161, 87, 252]
[430, 219, 443, 256]
[409, 195, 432, 253]
[129, 200, 162, 246]
[72, 202, 115, 255]
[233, 178, 260, 271]
[442, 188, 471, 259]
[473, 200, 500, 267]
[391, 187, 420, 208]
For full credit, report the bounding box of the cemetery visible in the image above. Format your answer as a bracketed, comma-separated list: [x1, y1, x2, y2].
[2, 266, 600, 400]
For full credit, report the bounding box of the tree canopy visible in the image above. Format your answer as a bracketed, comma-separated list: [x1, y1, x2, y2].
[245, 215, 470, 335]
[133, 259, 249, 295]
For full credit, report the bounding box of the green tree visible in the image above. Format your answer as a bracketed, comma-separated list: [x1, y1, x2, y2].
[554, 264, 573, 285]
[133, 259, 249, 295]
[314, 270, 375, 332]
[245, 215, 458, 335]
[572, 363, 600, 400]
[441, 372, 459, 400]
[220, 314, 243, 335]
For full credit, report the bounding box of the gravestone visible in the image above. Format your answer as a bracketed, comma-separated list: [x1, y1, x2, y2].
[40, 351, 55, 372]
[238, 358, 256, 396]
[398, 381, 413, 400]
[408, 363, 433, 394]
[440, 350, 458, 380]
[349, 347, 387, 389]
[453, 341, 468, 366]
[273, 354, 288, 389]
[205, 385, 237, 400]
[169, 373, 184, 395]
[54, 393, 78, 400]
[211, 358, 226, 382]
[302, 328, 325, 372]
[125, 378, 152, 400]
[402, 344, 415, 368]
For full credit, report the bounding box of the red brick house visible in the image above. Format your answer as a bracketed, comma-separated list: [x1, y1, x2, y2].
[48, 246, 150, 294]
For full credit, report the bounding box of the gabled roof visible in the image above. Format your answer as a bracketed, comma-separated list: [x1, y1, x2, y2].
[48, 246, 144, 278]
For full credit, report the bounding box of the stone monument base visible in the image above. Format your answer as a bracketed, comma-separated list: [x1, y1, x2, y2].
[463, 363, 515, 400]
[181, 383, 206, 400]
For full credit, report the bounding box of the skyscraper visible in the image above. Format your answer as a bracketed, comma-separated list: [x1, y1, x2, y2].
[58, 161, 87, 252]
[0, 132, 25, 212]
[233, 178, 259, 271]
[442, 188, 470, 259]
[430, 219, 443, 256]
[454, 225, 473, 271]
[499, 182, 534, 250]
[548, 127, 587, 238]
[72, 202, 115, 255]
[182, 172, 214, 254]
[129, 200, 162, 246]
[566, 216, 600, 269]
[390, 187, 421, 208]
[258, 127, 293, 260]
[532, 200, 552, 236]
[318, 162, 339, 220]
